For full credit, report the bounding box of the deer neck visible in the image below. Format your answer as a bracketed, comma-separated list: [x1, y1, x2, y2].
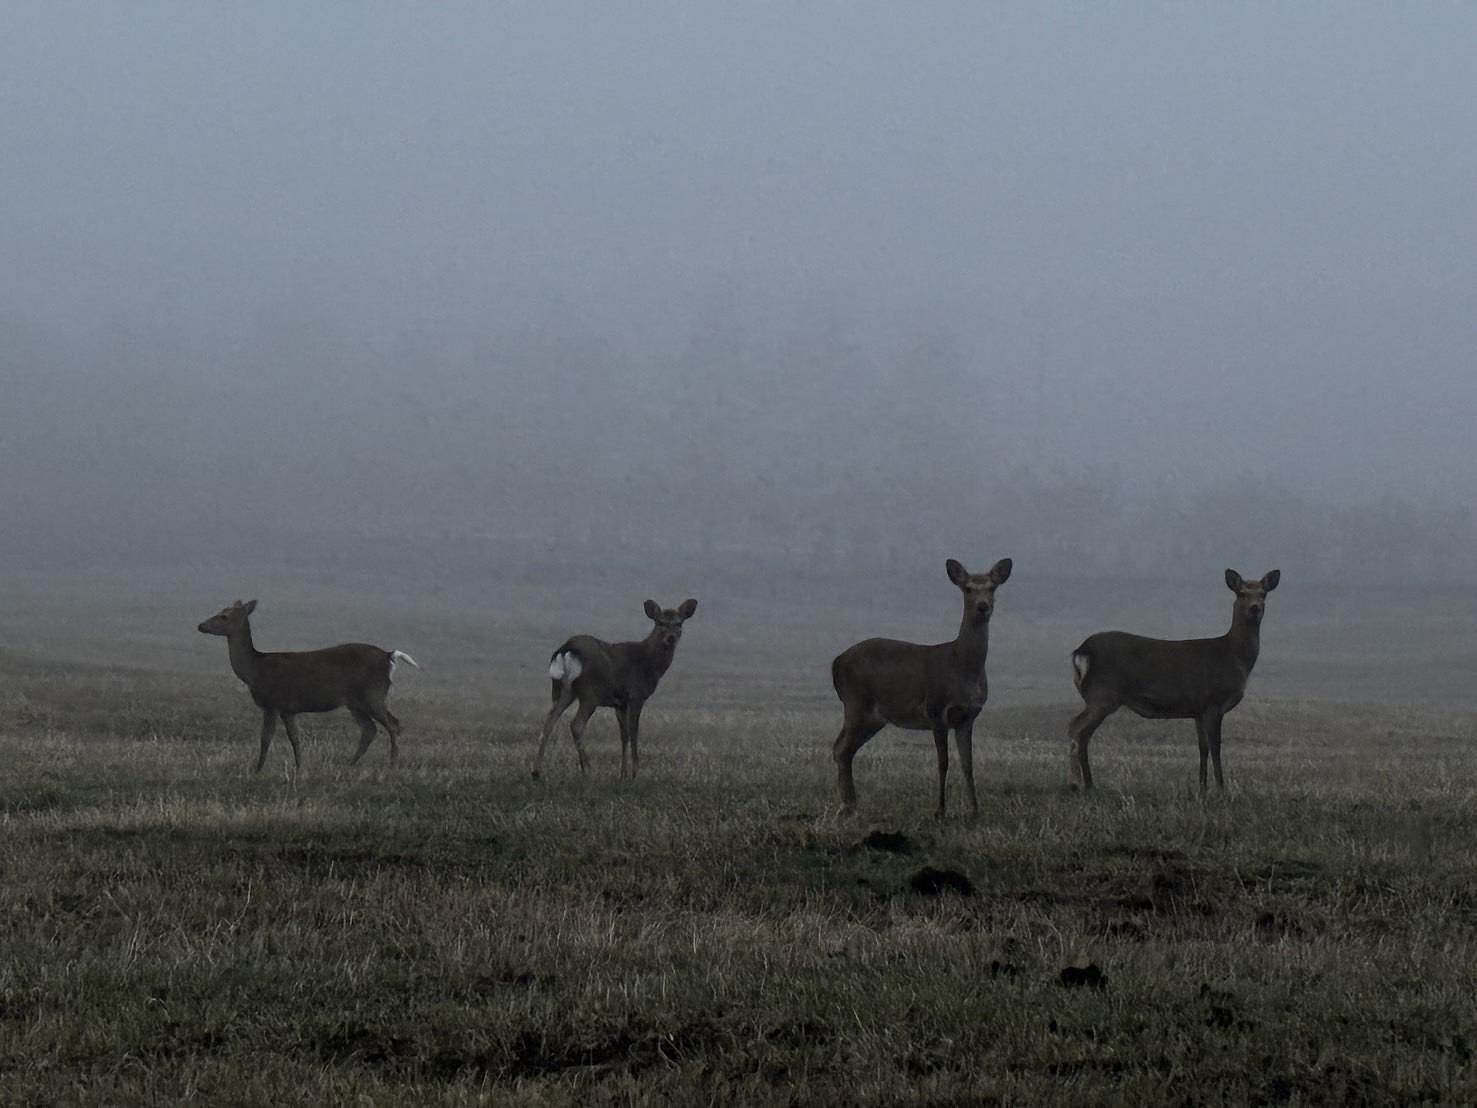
[225, 621, 262, 685]
[951, 610, 991, 673]
[638, 632, 678, 680]
[1226, 609, 1262, 669]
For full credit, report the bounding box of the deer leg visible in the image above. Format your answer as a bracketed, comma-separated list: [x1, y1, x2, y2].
[932, 726, 950, 819]
[365, 691, 401, 763]
[953, 722, 979, 818]
[568, 700, 596, 774]
[280, 712, 302, 772]
[348, 706, 379, 765]
[627, 704, 643, 778]
[615, 705, 631, 779]
[832, 710, 885, 814]
[1205, 709, 1226, 791]
[254, 708, 277, 773]
[533, 686, 576, 778]
[1068, 704, 1114, 790]
[1194, 715, 1211, 795]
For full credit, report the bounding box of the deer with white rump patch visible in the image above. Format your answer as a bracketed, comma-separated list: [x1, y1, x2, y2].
[532, 598, 698, 779]
[197, 599, 419, 772]
[1068, 568, 1280, 793]
[830, 557, 1013, 818]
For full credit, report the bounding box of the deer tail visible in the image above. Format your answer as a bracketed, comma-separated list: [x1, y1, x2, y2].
[390, 650, 421, 676]
[1070, 647, 1091, 694]
[547, 649, 584, 684]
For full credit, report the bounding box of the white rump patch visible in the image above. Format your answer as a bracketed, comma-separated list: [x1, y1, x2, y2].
[548, 651, 583, 682]
[389, 649, 421, 679]
[1071, 652, 1090, 687]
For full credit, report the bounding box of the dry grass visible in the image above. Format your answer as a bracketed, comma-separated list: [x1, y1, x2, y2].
[1, 570, 1475, 1104]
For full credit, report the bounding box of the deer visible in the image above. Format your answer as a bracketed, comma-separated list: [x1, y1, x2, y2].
[1068, 568, 1281, 794]
[196, 599, 420, 772]
[830, 557, 1013, 819]
[531, 598, 698, 779]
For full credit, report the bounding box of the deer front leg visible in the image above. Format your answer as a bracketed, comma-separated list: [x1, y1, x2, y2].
[953, 721, 979, 818]
[280, 712, 302, 772]
[615, 705, 631, 779]
[932, 726, 950, 820]
[254, 708, 277, 773]
[1205, 708, 1226, 791]
[1194, 714, 1211, 795]
[627, 703, 644, 778]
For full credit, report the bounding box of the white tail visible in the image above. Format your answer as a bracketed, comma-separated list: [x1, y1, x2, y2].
[548, 651, 583, 682]
[390, 650, 421, 675]
[1071, 651, 1090, 691]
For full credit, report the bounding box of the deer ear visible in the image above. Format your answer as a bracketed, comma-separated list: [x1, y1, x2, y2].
[677, 598, 698, 620]
[945, 559, 968, 587]
[989, 558, 1013, 585]
[242, 599, 257, 614]
[1262, 570, 1281, 591]
[1224, 569, 1244, 592]
[643, 599, 661, 620]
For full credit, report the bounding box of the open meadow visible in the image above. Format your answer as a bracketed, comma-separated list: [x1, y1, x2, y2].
[2, 564, 1476, 1104]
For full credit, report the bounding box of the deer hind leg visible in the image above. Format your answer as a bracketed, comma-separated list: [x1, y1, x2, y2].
[280, 712, 302, 772]
[364, 688, 401, 762]
[347, 705, 379, 765]
[568, 699, 596, 775]
[533, 685, 577, 778]
[254, 708, 277, 773]
[832, 707, 885, 814]
[1068, 703, 1115, 790]
[932, 726, 950, 820]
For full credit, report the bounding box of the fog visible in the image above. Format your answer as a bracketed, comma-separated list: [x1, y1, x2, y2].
[3, 4, 1474, 582]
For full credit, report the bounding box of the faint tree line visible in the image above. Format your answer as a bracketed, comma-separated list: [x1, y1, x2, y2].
[2, 297, 1471, 586]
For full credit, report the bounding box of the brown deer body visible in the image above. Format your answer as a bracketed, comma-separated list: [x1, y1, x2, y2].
[831, 557, 1012, 818]
[1068, 568, 1280, 793]
[197, 600, 419, 771]
[532, 598, 697, 779]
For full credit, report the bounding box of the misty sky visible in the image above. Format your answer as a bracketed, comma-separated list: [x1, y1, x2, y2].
[3, 3, 1475, 570]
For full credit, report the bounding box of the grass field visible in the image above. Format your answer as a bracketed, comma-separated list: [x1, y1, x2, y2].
[1, 565, 1475, 1104]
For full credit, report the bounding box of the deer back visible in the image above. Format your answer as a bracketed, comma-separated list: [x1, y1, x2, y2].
[1074, 631, 1253, 719]
[250, 643, 392, 714]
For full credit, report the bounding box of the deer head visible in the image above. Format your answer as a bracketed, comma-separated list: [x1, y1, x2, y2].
[1224, 569, 1280, 627]
[642, 598, 698, 650]
[197, 599, 257, 636]
[945, 558, 1013, 626]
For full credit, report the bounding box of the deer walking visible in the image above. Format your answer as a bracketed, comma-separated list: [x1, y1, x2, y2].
[532, 598, 698, 779]
[197, 599, 419, 772]
[1068, 569, 1281, 793]
[831, 557, 1013, 819]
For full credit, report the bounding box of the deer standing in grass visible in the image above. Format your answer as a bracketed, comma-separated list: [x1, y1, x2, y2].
[831, 557, 1013, 819]
[532, 598, 698, 779]
[197, 599, 419, 772]
[1068, 569, 1280, 793]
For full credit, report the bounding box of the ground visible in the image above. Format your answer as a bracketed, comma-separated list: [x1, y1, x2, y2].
[0, 565, 1474, 1104]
